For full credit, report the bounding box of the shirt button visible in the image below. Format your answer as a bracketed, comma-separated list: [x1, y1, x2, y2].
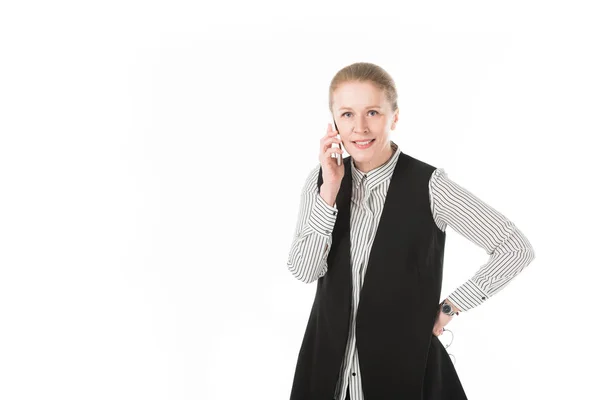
[333, 211, 337, 215]
[481, 296, 486, 300]
[352, 372, 356, 376]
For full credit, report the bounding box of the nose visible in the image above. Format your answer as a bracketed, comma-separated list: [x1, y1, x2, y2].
[353, 115, 368, 133]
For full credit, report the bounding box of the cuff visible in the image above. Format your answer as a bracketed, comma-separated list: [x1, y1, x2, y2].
[307, 192, 338, 236]
[446, 279, 491, 312]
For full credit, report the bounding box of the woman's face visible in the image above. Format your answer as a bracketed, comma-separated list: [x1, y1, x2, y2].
[331, 80, 398, 166]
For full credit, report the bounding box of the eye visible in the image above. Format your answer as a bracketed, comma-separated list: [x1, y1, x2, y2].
[341, 110, 379, 118]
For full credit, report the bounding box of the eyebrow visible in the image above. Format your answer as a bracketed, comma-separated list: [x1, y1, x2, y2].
[338, 105, 382, 111]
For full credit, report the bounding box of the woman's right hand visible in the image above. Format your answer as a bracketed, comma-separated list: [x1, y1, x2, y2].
[319, 123, 345, 190]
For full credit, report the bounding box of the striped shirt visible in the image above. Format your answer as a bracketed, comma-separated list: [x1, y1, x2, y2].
[287, 141, 535, 400]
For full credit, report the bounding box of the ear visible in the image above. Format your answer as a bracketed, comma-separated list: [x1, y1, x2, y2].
[391, 109, 400, 130]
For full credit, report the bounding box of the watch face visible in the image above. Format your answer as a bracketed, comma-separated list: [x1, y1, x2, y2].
[442, 304, 452, 314]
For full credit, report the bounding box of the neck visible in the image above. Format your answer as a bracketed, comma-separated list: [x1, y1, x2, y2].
[354, 141, 395, 173]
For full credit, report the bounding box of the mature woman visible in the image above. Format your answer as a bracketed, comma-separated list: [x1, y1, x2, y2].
[287, 62, 535, 400]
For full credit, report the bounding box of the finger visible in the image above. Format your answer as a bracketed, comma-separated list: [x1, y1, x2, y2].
[325, 123, 336, 136]
[322, 135, 341, 145]
[321, 138, 342, 154]
[323, 149, 343, 164]
[321, 130, 340, 145]
[324, 147, 343, 158]
[327, 123, 338, 136]
[322, 136, 342, 148]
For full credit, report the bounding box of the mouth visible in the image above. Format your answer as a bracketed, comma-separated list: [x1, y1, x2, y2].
[352, 138, 375, 149]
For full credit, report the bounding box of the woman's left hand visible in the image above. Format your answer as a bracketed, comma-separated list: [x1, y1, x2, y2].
[432, 309, 453, 336]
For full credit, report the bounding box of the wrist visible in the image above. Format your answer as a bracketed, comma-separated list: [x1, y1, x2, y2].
[446, 299, 461, 313]
[441, 299, 461, 316]
[320, 184, 340, 206]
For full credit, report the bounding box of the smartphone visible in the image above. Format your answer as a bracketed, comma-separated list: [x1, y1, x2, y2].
[330, 117, 343, 165]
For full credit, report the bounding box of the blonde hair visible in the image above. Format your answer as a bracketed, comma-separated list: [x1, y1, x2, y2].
[328, 62, 399, 114]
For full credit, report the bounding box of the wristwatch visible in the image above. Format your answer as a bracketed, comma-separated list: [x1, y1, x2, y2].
[441, 300, 458, 316]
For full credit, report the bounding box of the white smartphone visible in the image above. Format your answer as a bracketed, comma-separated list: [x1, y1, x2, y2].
[330, 116, 343, 165]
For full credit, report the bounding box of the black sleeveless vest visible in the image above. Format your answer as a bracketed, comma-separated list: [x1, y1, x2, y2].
[290, 151, 468, 400]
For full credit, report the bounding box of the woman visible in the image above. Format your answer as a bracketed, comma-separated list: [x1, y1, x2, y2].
[287, 62, 535, 400]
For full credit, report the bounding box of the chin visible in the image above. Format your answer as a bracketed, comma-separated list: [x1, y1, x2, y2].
[349, 152, 374, 162]
[350, 145, 377, 157]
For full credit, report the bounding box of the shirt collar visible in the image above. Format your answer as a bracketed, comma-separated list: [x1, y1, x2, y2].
[351, 141, 401, 191]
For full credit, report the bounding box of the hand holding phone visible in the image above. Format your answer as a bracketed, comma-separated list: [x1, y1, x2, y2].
[319, 120, 345, 190]
[330, 118, 344, 165]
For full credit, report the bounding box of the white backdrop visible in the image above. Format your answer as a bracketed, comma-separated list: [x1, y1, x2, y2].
[1, 1, 598, 399]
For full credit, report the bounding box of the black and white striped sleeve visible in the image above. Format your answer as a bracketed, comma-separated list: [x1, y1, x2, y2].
[429, 168, 536, 312]
[287, 164, 339, 283]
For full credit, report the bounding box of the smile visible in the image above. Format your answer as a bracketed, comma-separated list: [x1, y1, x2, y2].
[352, 139, 375, 149]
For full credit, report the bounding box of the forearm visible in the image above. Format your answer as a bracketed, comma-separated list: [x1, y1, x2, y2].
[430, 168, 536, 313]
[288, 167, 339, 283]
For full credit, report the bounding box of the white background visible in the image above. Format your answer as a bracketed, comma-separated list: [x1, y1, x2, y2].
[1, 1, 598, 399]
